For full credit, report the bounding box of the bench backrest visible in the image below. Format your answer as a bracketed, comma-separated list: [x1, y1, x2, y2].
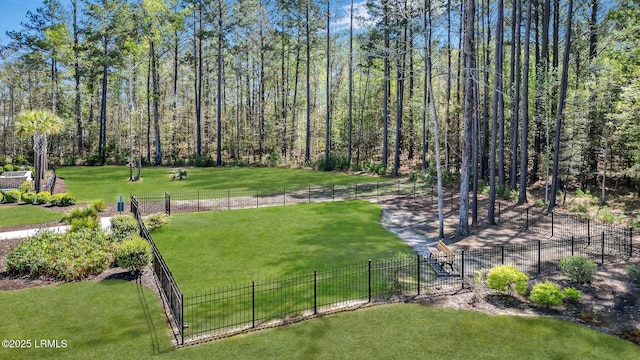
[437, 240, 454, 254]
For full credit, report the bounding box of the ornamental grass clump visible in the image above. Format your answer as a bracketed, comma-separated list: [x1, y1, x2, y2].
[560, 256, 598, 284]
[487, 265, 529, 296]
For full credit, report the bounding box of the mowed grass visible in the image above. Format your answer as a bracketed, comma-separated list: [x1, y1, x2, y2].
[2, 284, 638, 360]
[57, 166, 378, 203]
[152, 201, 413, 293]
[174, 304, 640, 360]
[0, 205, 62, 228]
[0, 280, 172, 360]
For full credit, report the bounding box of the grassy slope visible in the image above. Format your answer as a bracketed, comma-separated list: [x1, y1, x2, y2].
[0, 280, 172, 360]
[2, 283, 637, 360]
[0, 205, 62, 228]
[152, 201, 413, 293]
[173, 304, 640, 360]
[57, 166, 377, 203]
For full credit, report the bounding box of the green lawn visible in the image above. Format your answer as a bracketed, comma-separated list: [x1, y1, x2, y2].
[0, 205, 62, 229]
[1, 282, 637, 360]
[152, 201, 413, 293]
[57, 166, 378, 203]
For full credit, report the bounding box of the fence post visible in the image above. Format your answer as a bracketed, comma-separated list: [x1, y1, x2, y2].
[417, 254, 421, 295]
[630, 228, 634, 257]
[551, 212, 554, 237]
[461, 251, 465, 289]
[355, 183, 358, 199]
[308, 186, 311, 203]
[313, 270, 317, 315]
[588, 219, 591, 245]
[256, 189, 259, 208]
[571, 236, 575, 256]
[501, 246, 505, 265]
[197, 190, 200, 212]
[283, 187, 286, 206]
[165, 193, 171, 216]
[252, 281, 256, 328]
[601, 232, 606, 264]
[368, 259, 372, 303]
[180, 293, 184, 345]
[332, 185, 335, 202]
[537, 240, 541, 274]
[227, 189, 230, 210]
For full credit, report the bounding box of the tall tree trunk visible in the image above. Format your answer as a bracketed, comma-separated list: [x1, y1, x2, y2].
[73, 0, 82, 158]
[151, 39, 162, 165]
[510, 0, 521, 190]
[393, 8, 407, 178]
[347, 0, 354, 168]
[445, 0, 452, 172]
[548, 0, 573, 211]
[488, 0, 504, 225]
[518, 0, 532, 204]
[304, 1, 311, 164]
[324, 0, 331, 171]
[382, 0, 390, 169]
[459, 0, 476, 236]
[216, 0, 223, 166]
[195, 6, 203, 157]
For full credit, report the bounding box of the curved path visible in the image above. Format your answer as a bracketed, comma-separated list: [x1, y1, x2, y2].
[0, 217, 112, 240]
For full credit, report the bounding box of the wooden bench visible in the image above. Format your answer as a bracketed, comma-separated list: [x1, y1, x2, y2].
[427, 240, 455, 271]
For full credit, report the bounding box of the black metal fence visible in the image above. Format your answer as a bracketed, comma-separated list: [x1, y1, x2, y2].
[131, 183, 636, 345]
[131, 196, 184, 344]
[132, 181, 457, 216]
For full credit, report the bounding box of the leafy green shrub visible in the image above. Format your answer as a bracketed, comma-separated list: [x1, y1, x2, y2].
[172, 168, 188, 180]
[111, 214, 139, 240]
[5, 229, 115, 280]
[91, 200, 107, 212]
[626, 263, 640, 284]
[571, 203, 590, 214]
[142, 212, 170, 231]
[49, 194, 64, 206]
[3, 190, 21, 203]
[35, 191, 51, 204]
[61, 193, 77, 206]
[0, 165, 3, 174]
[21, 191, 36, 204]
[499, 186, 517, 200]
[3, 164, 14, 171]
[529, 281, 564, 307]
[534, 199, 549, 207]
[18, 181, 32, 194]
[562, 287, 582, 302]
[487, 265, 529, 296]
[631, 216, 640, 230]
[560, 256, 598, 284]
[115, 236, 151, 274]
[0, 192, 3, 202]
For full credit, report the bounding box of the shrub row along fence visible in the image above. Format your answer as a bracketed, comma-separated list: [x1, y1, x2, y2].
[132, 180, 460, 216]
[131, 184, 635, 345]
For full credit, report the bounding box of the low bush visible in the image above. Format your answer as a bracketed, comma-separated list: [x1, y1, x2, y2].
[3, 190, 21, 203]
[626, 263, 640, 284]
[35, 191, 51, 204]
[91, 200, 107, 212]
[0, 192, 3, 202]
[597, 206, 624, 224]
[560, 256, 598, 284]
[499, 186, 517, 200]
[171, 168, 188, 180]
[49, 194, 64, 206]
[562, 287, 582, 302]
[49, 193, 77, 207]
[62, 207, 99, 232]
[21, 191, 36, 204]
[530, 281, 564, 307]
[487, 265, 529, 296]
[116, 236, 151, 274]
[3, 164, 14, 171]
[111, 214, 139, 240]
[5, 229, 115, 280]
[142, 212, 170, 231]
[18, 181, 32, 194]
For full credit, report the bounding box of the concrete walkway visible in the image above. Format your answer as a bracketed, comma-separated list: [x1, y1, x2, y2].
[378, 204, 438, 259]
[0, 217, 112, 241]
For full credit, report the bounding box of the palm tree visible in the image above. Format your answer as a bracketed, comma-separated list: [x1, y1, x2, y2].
[16, 110, 65, 192]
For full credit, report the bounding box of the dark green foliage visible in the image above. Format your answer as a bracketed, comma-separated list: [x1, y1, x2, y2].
[560, 256, 598, 284]
[5, 229, 115, 280]
[487, 265, 529, 296]
[115, 236, 151, 274]
[142, 212, 170, 231]
[3, 164, 14, 171]
[111, 214, 139, 240]
[626, 263, 640, 284]
[35, 191, 51, 204]
[21, 191, 36, 204]
[3, 190, 21, 203]
[529, 281, 564, 307]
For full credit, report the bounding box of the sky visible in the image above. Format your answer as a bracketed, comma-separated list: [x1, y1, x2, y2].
[0, 0, 43, 43]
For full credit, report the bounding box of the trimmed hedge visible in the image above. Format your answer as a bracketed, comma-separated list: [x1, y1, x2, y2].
[3, 190, 21, 203]
[111, 214, 139, 240]
[487, 265, 529, 296]
[21, 191, 36, 204]
[35, 191, 51, 204]
[115, 236, 151, 274]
